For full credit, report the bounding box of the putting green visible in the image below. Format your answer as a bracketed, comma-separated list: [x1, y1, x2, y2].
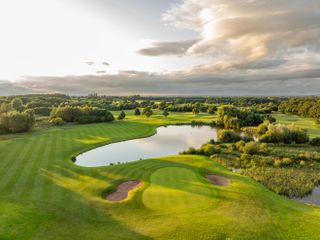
[142, 167, 213, 211]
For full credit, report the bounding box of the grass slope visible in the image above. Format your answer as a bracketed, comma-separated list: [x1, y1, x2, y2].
[0, 115, 320, 239]
[142, 167, 213, 211]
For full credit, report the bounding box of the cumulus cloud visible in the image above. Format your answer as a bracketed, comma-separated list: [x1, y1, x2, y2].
[3, 0, 320, 96]
[137, 39, 198, 56]
[161, 0, 320, 71]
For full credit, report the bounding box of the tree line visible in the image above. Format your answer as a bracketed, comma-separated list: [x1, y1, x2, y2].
[279, 97, 320, 120]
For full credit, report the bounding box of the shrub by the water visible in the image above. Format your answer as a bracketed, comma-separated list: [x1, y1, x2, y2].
[259, 124, 309, 144]
[199, 144, 221, 156]
[180, 144, 221, 156]
[219, 130, 241, 143]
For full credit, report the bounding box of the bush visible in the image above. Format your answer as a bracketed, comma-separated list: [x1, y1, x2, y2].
[180, 147, 197, 155]
[200, 144, 221, 156]
[310, 137, 320, 146]
[236, 140, 246, 151]
[49, 117, 65, 126]
[241, 134, 254, 142]
[257, 123, 269, 135]
[260, 124, 309, 144]
[273, 160, 282, 168]
[216, 120, 224, 128]
[282, 158, 293, 166]
[0, 111, 35, 133]
[259, 143, 268, 153]
[242, 142, 259, 155]
[219, 130, 241, 143]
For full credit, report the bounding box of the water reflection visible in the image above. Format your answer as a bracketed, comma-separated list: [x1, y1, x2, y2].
[75, 125, 217, 167]
[294, 186, 320, 206]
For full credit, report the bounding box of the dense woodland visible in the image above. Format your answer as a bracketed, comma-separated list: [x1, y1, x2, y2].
[279, 97, 320, 121]
[0, 94, 319, 134]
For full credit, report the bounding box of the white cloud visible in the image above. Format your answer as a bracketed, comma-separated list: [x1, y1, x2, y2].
[162, 0, 320, 71]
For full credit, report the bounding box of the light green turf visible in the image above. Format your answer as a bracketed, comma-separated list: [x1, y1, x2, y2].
[142, 167, 213, 211]
[273, 113, 320, 138]
[1, 114, 320, 239]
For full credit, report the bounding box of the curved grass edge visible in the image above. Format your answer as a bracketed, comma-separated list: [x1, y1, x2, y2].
[70, 122, 214, 169]
[102, 179, 145, 203]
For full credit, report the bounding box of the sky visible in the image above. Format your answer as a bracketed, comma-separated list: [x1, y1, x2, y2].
[0, 0, 320, 96]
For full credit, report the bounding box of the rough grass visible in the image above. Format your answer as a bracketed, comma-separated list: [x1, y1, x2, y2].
[0, 115, 320, 239]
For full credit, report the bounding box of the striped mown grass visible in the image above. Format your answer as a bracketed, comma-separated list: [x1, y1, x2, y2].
[0, 117, 320, 239]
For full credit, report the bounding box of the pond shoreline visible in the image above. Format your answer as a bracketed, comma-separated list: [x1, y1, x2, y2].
[75, 124, 217, 167]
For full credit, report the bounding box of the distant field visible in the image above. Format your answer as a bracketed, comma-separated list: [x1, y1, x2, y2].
[273, 113, 320, 138]
[111, 110, 216, 125]
[1, 114, 320, 239]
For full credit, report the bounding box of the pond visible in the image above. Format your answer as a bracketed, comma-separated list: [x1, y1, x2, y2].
[75, 125, 217, 167]
[294, 186, 320, 206]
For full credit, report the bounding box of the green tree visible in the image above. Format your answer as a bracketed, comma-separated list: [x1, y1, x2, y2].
[0, 103, 12, 113]
[117, 111, 126, 120]
[143, 107, 153, 117]
[0, 111, 35, 133]
[163, 110, 169, 117]
[11, 98, 24, 112]
[192, 108, 200, 115]
[134, 108, 141, 116]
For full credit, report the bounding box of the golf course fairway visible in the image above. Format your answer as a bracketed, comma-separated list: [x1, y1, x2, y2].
[1, 120, 320, 239]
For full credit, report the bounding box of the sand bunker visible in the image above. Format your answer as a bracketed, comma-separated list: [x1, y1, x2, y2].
[106, 180, 143, 201]
[206, 174, 230, 186]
